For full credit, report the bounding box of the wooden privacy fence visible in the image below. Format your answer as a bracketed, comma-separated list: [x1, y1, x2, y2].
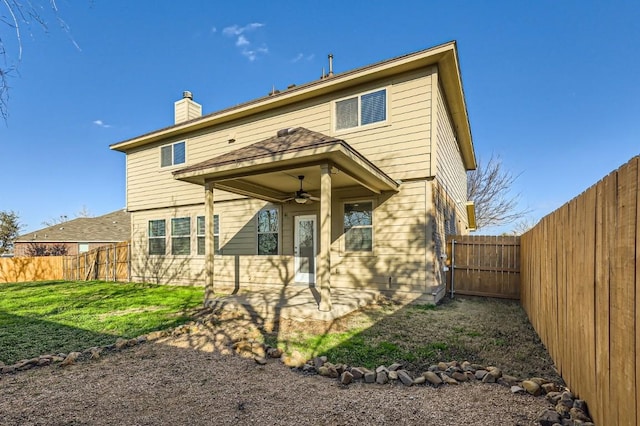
[521, 156, 639, 426]
[63, 242, 131, 282]
[0, 256, 64, 283]
[445, 235, 521, 299]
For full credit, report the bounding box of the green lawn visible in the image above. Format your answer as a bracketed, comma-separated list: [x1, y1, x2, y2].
[0, 280, 203, 364]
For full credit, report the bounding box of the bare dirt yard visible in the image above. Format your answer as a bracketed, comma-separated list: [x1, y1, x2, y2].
[0, 296, 559, 425]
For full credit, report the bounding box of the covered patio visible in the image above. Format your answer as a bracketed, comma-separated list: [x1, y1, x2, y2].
[173, 127, 399, 314]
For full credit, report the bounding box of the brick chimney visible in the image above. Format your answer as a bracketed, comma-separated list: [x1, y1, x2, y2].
[174, 91, 202, 124]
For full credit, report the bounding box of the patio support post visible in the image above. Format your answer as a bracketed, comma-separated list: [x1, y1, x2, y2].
[204, 181, 215, 302]
[319, 164, 332, 311]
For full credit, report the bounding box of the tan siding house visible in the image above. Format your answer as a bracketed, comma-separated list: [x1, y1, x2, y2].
[111, 41, 476, 309]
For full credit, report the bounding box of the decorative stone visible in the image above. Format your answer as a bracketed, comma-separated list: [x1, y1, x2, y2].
[115, 338, 128, 350]
[521, 380, 542, 396]
[451, 371, 468, 382]
[499, 374, 519, 386]
[529, 377, 549, 386]
[397, 370, 413, 386]
[537, 408, 562, 426]
[511, 385, 525, 394]
[350, 367, 364, 379]
[267, 347, 283, 358]
[461, 361, 472, 371]
[364, 371, 376, 384]
[376, 371, 389, 384]
[437, 362, 448, 371]
[545, 391, 562, 404]
[1, 365, 16, 374]
[388, 363, 402, 371]
[388, 371, 398, 380]
[555, 403, 571, 419]
[146, 330, 166, 341]
[541, 382, 558, 394]
[313, 356, 325, 369]
[423, 371, 442, 386]
[376, 365, 389, 374]
[481, 372, 496, 383]
[559, 392, 574, 408]
[442, 375, 458, 385]
[254, 356, 267, 365]
[60, 352, 81, 367]
[340, 371, 353, 385]
[475, 370, 488, 380]
[413, 376, 426, 385]
[569, 408, 591, 422]
[573, 399, 588, 413]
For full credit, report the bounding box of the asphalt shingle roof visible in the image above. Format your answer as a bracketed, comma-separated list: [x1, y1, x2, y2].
[16, 209, 130, 243]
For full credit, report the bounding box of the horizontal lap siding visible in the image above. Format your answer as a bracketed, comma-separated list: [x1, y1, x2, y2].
[126, 68, 435, 211]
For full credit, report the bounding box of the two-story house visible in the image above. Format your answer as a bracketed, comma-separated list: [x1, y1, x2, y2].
[110, 41, 476, 311]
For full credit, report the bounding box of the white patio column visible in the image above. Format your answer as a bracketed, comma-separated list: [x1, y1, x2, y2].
[204, 181, 215, 302]
[319, 164, 332, 311]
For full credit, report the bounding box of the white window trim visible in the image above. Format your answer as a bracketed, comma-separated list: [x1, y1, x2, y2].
[148, 219, 167, 256]
[342, 199, 375, 255]
[256, 206, 281, 255]
[333, 87, 389, 133]
[170, 216, 191, 256]
[197, 214, 220, 256]
[160, 141, 187, 169]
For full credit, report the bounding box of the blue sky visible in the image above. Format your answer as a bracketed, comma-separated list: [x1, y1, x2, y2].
[1, 0, 638, 234]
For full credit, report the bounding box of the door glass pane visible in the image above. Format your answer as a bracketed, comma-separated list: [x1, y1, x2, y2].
[298, 219, 314, 274]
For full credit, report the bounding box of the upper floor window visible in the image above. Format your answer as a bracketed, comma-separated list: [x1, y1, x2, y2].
[344, 201, 373, 252]
[148, 219, 166, 255]
[78, 243, 89, 253]
[257, 208, 279, 255]
[197, 215, 220, 255]
[171, 217, 191, 255]
[335, 89, 387, 131]
[161, 141, 186, 167]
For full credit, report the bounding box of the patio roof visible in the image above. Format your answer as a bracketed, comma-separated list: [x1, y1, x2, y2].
[173, 127, 399, 203]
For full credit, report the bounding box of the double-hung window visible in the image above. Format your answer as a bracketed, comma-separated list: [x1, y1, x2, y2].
[160, 141, 186, 167]
[335, 89, 386, 131]
[148, 220, 166, 255]
[257, 208, 279, 255]
[171, 217, 191, 255]
[344, 201, 373, 252]
[197, 215, 220, 255]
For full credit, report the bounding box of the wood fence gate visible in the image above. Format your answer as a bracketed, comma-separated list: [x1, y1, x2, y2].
[445, 235, 521, 299]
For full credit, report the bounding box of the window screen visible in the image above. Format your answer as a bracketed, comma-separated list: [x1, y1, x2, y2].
[171, 217, 190, 255]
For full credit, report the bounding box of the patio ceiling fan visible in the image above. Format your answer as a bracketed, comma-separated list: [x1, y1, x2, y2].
[284, 175, 320, 204]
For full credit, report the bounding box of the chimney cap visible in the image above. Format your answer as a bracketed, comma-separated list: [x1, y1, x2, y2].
[182, 91, 193, 100]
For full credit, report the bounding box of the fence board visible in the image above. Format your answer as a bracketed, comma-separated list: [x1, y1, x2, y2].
[446, 235, 520, 299]
[0, 256, 64, 282]
[62, 242, 130, 282]
[521, 156, 640, 426]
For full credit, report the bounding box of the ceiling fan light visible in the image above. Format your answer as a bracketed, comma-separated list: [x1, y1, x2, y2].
[294, 196, 308, 204]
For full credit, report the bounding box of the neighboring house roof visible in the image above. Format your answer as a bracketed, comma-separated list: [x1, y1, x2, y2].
[110, 41, 476, 170]
[16, 210, 130, 243]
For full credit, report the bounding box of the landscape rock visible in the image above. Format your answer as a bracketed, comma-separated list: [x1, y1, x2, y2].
[340, 371, 353, 385]
[475, 370, 488, 380]
[115, 338, 128, 350]
[422, 371, 442, 386]
[541, 382, 558, 394]
[499, 374, 519, 386]
[388, 371, 398, 380]
[437, 362, 448, 371]
[413, 376, 426, 385]
[555, 403, 571, 419]
[481, 372, 496, 383]
[511, 385, 525, 394]
[388, 363, 402, 371]
[364, 371, 376, 384]
[350, 367, 364, 379]
[60, 352, 81, 367]
[545, 391, 562, 404]
[451, 371, 468, 382]
[267, 347, 283, 358]
[521, 380, 542, 396]
[281, 350, 307, 368]
[569, 407, 591, 422]
[376, 371, 389, 384]
[254, 356, 267, 365]
[442, 375, 458, 385]
[537, 408, 562, 426]
[397, 370, 413, 386]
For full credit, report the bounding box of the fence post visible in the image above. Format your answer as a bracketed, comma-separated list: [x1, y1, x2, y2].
[450, 239, 456, 299]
